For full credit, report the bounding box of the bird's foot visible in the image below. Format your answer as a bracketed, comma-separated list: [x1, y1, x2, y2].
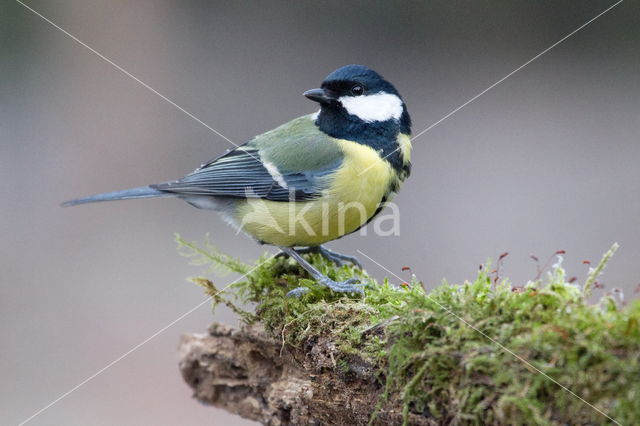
[316, 246, 362, 269]
[286, 277, 364, 297]
[277, 246, 362, 269]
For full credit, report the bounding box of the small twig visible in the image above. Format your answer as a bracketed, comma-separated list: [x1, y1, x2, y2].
[493, 252, 509, 283]
[584, 243, 619, 297]
[532, 250, 566, 281]
[361, 315, 400, 336]
[190, 277, 253, 321]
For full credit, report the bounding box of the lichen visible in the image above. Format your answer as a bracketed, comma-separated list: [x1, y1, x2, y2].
[176, 236, 639, 425]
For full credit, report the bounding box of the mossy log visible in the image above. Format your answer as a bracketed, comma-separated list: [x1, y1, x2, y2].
[179, 322, 425, 425]
[175, 238, 639, 425]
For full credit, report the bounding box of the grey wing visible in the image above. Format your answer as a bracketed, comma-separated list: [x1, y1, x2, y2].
[151, 146, 338, 202]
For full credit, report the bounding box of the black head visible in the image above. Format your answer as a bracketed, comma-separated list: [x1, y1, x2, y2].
[304, 64, 411, 137]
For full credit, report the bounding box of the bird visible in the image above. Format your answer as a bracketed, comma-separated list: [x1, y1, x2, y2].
[63, 64, 412, 296]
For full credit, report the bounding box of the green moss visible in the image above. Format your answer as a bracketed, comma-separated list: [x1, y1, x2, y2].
[177, 237, 639, 425]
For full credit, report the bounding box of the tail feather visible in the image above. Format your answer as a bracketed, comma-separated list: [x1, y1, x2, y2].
[61, 186, 171, 207]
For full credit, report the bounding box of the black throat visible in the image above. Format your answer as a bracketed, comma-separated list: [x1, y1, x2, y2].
[315, 105, 411, 176]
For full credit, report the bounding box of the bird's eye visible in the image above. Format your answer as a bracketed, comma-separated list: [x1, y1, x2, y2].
[350, 85, 364, 96]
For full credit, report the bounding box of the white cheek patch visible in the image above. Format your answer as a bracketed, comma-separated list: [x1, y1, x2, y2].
[339, 92, 403, 122]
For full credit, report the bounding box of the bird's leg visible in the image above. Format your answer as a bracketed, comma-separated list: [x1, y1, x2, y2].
[275, 245, 362, 268]
[274, 246, 320, 260]
[279, 247, 364, 297]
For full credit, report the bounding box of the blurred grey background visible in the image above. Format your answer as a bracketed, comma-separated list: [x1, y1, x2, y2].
[2, 0, 638, 425]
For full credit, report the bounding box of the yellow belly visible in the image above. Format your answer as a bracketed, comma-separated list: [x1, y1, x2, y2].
[235, 139, 395, 247]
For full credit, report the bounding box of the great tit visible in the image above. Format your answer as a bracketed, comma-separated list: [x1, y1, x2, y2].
[63, 64, 412, 296]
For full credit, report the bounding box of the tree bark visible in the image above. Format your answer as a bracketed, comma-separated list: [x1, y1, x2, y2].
[178, 322, 428, 425]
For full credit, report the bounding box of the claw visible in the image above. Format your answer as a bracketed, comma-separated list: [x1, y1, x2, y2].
[287, 278, 365, 297]
[318, 247, 362, 269]
[279, 246, 365, 297]
[287, 287, 311, 297]
[319, 277, 365, 295]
